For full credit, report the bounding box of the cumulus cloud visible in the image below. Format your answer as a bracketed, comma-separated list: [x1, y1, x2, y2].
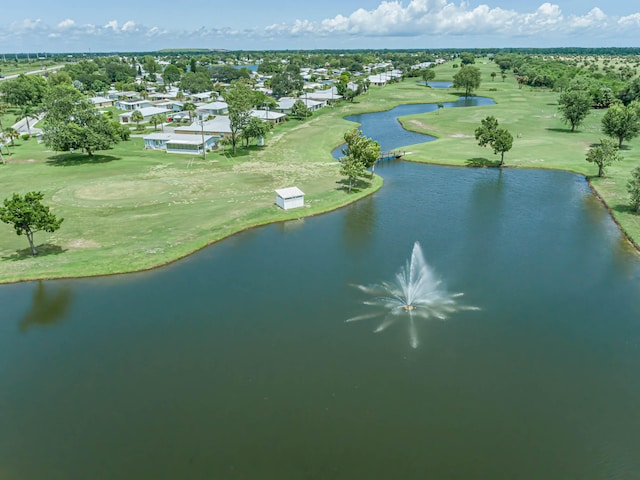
[3, 2, 640, 51]
[57, 19, 75, 29]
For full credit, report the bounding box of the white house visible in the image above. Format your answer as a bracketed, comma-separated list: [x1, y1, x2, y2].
[116, 99, 153, 111]
[250, 109, 287, 124]
[119, 106, 171, 124]
[143, 132, 218, 154]
[195, 101, 229, 120]
[88, 96, 114, 108]
[275, 97, 323, 114]
[275, 187, 305, 210]
[174, 116, 232, 136]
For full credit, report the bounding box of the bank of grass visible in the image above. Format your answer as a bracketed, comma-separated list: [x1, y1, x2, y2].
[399, 60, 640, 248]
[0, 106, 391, 283]
[2, 61, 640, 282]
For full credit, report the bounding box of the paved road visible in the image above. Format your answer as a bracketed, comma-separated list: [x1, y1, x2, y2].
[0, 64, 64, 81]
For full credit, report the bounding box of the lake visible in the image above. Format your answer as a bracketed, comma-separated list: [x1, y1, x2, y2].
[1, 100, 640, 479]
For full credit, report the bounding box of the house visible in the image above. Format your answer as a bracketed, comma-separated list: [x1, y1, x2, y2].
[119, 106, 171, 124]
[116, 99, 153, 111]
[275, 187, 305, 210]
[174, 116, 232, 136]
[250, 109, 287, 124]
[186, 91, 216, 102]
[195, 101, 229, 120]
[154, 100, 184, 112]
[275, 97, 323, 114]
[143, 132, 219, 154]
[88, 96, 114, 108]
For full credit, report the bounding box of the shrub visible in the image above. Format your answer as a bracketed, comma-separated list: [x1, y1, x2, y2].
[21, 134, 30, 141]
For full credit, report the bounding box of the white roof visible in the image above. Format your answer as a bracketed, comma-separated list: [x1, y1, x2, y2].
[275, 187, 305, 199]
[143, 133, 216, 144]
[250, 109, 286, 120]
[120, 106, 171, 118]
[197, 101, 228, 111]
[89, 96, 112, 104]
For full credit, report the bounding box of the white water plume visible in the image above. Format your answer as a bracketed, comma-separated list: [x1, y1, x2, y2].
[347, 242, 479, 348]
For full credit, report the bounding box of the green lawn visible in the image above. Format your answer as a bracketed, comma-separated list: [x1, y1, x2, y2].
[1, 61, 639, 283]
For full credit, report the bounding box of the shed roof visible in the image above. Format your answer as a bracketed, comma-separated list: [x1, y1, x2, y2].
[275, 187, 305, 199]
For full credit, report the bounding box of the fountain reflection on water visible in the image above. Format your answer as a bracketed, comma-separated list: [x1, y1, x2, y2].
[347, 242, 479, 348]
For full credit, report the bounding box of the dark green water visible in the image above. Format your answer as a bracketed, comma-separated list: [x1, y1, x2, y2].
[2, 162, 640, 479]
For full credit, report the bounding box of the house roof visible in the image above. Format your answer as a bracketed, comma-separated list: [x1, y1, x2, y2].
[277, 97, 322, 110]
[275, 187, 305, 199]
[143, 133, 216, 144]
[174, 116, 232, 134]
[250, 109, 286, 121]
[120, 106, 171, 118]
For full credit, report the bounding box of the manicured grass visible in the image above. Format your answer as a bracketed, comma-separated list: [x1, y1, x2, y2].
[398, 61, 640, 248]
[0, 103, 385, 283]
[2, 61, 639, 283]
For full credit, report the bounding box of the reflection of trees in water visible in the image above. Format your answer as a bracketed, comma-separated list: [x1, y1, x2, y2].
[19, 281, 72, 332]
[343, 195, 377, 250]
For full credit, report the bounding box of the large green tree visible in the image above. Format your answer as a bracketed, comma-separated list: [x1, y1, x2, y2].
[474, 116, 514, 167]
[340, 128, 381, 189]
[270, 71, 304, 98]
[241, 116, 272, 146]
[0, 74, 47, 107]
[558, 90, 591, 131]
[42, 85, 120, 157]
[453, 65, 481, 97]
[224, 81, 254, 154]
[585, 138, 622, 177]
[601, 101, 640, 148]
[0, 192, 63, 256]
[162, 64, 182, 85]
[179, 71, 213, 94]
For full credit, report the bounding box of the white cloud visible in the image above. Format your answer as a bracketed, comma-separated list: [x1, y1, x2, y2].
[57, 19, 75, 29]
[121, 21, 136, 32]
[3, 3, 640, 52]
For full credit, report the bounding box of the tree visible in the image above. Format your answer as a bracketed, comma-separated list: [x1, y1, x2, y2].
[0, 192, 63, 256]
[17, 104, 38, 135]
[182, 101, 196, 122]
[474, 116, 514, 167]
[341, 128, 381, 187]
[270, 71, 304, 98]
[162, 64, 182, 85]
[601, 101, 640, 148]
[179, 71, 213, 94]
[41, 85, 120, 157]
[459, 52, 476, 65]
[224, 81, 254, 155]
[627, 166, 640, 212]
[586, 139, 622, 177]
[3, 128, 19, 146]
[453, 65, 481, 97]
[150, 114, 166, 131]
[339, 155, 366, 193]
[420, 68, 436, 85]
[131, 110, 144, 130]
[291, 100, 311, 120]
[0, 74, 47, 107]
[558, 90, 591, 131]
[241, 116, 272, 147]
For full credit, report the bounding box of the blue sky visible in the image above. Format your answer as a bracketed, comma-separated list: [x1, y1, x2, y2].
[2, 0, 640, 53]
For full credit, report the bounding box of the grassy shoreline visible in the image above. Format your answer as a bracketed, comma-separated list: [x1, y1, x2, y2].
[1, 61, 639, 283]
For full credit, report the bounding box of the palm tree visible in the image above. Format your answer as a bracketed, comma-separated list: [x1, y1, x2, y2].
[18, 104, 37, 135]
[131, 110, 144, 130]
[183, 102, 196, 122]
[4, 128, 19, 146]
[150, 114, 166, 131]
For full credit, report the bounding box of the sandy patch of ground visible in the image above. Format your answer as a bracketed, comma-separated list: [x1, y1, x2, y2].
[408, 120, 434, 129]
[68, 239, 101, 249]
[450, 133, 473, 138]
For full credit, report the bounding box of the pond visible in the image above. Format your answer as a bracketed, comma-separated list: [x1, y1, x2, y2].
[1, 100, 640, 480]
[333, 96, 495, 157]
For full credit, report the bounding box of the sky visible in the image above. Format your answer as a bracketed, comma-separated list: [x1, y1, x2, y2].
[2, 0, 640, 53]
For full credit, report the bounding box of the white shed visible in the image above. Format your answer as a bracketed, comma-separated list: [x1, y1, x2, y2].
[275, 187, 305, 210]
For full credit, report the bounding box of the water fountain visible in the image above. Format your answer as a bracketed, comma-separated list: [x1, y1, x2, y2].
[347, 242, 479, 348]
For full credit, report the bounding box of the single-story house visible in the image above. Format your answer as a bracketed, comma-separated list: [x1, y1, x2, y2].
[116, 99, 153, 111]
[196, 101, 229, 120]
[275, 97, 323, 114]
[154, 100, 184, 112]
[250, 109, 287, 124]
[143, 132, 219, 154]
[186, 91, 217, 102]
[174, 116, 232, 136]
[119, 106, 171, 124]
[89, 96, 114, 108]
[275, 187, 305, 210]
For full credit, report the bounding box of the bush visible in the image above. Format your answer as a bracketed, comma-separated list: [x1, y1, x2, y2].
[21, 134, 30, 141]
